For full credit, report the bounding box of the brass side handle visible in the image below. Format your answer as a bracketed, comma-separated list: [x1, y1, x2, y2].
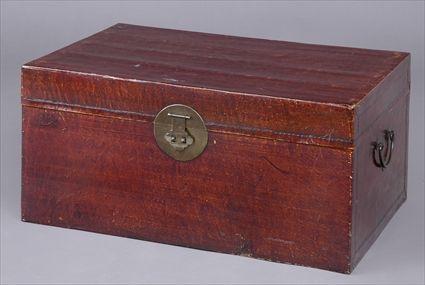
[372, 130, 394, 170]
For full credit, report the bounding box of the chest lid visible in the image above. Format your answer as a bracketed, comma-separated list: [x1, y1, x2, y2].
[21, 23, 410, 148]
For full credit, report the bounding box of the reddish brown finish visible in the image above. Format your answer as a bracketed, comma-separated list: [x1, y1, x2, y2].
[21, 67, 355, 148]
[351, 93, 409, 269]
[25, 23, 406, 105]
[22, 106, 353, 272]
[21, 24, 410, 273]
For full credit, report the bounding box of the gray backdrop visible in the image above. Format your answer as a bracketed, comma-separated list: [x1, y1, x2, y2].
[1, 1, 424, 284]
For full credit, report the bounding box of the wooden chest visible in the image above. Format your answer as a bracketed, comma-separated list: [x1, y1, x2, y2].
[21, 24, 410, 273]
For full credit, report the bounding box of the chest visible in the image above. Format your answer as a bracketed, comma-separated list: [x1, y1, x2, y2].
[21, 24, 410, 273]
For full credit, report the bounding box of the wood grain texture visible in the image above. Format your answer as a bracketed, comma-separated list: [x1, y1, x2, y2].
[21, 24, 409, 146]
[21, 67, 355, 148]
[21, 24, 411, 273]
[24, 23, 408, 105]
[22, 106, 353, 273]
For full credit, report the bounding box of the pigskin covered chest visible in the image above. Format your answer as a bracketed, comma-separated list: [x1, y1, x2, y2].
[21, 23, 410, 273]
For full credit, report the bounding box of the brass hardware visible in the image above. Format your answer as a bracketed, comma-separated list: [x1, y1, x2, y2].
[164, 113, 194, 151]
[372, 130, 394, 170]
[154, 104, 208, 161]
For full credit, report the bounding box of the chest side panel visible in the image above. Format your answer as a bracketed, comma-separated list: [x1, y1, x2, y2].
[351, 92, 409, 269]
[22, 106, 353, 273]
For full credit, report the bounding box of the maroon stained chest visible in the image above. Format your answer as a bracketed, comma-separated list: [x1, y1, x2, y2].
[21, 23, 410, 273]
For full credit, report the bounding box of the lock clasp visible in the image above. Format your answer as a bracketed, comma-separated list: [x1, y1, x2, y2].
[154, 104, 208, 161]
[164, 113, 194, 151]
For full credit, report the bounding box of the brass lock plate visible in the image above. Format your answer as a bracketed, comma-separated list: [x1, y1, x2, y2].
[154, 104, 208, 161]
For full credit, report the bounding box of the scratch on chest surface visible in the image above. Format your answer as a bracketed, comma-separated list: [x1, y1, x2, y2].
[266, 237, 295, 245]
[262, 156, 289, 176]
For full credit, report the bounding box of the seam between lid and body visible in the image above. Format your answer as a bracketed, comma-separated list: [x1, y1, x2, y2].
[22, 98, 354, 149]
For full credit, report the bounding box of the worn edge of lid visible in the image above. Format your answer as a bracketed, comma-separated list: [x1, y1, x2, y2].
[352, 54, 410, 139]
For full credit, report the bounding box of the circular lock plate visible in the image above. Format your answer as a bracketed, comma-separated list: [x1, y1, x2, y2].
[154, 104, 208, 161]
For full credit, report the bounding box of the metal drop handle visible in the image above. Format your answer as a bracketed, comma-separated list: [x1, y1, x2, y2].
[372, 130, 395, 170]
